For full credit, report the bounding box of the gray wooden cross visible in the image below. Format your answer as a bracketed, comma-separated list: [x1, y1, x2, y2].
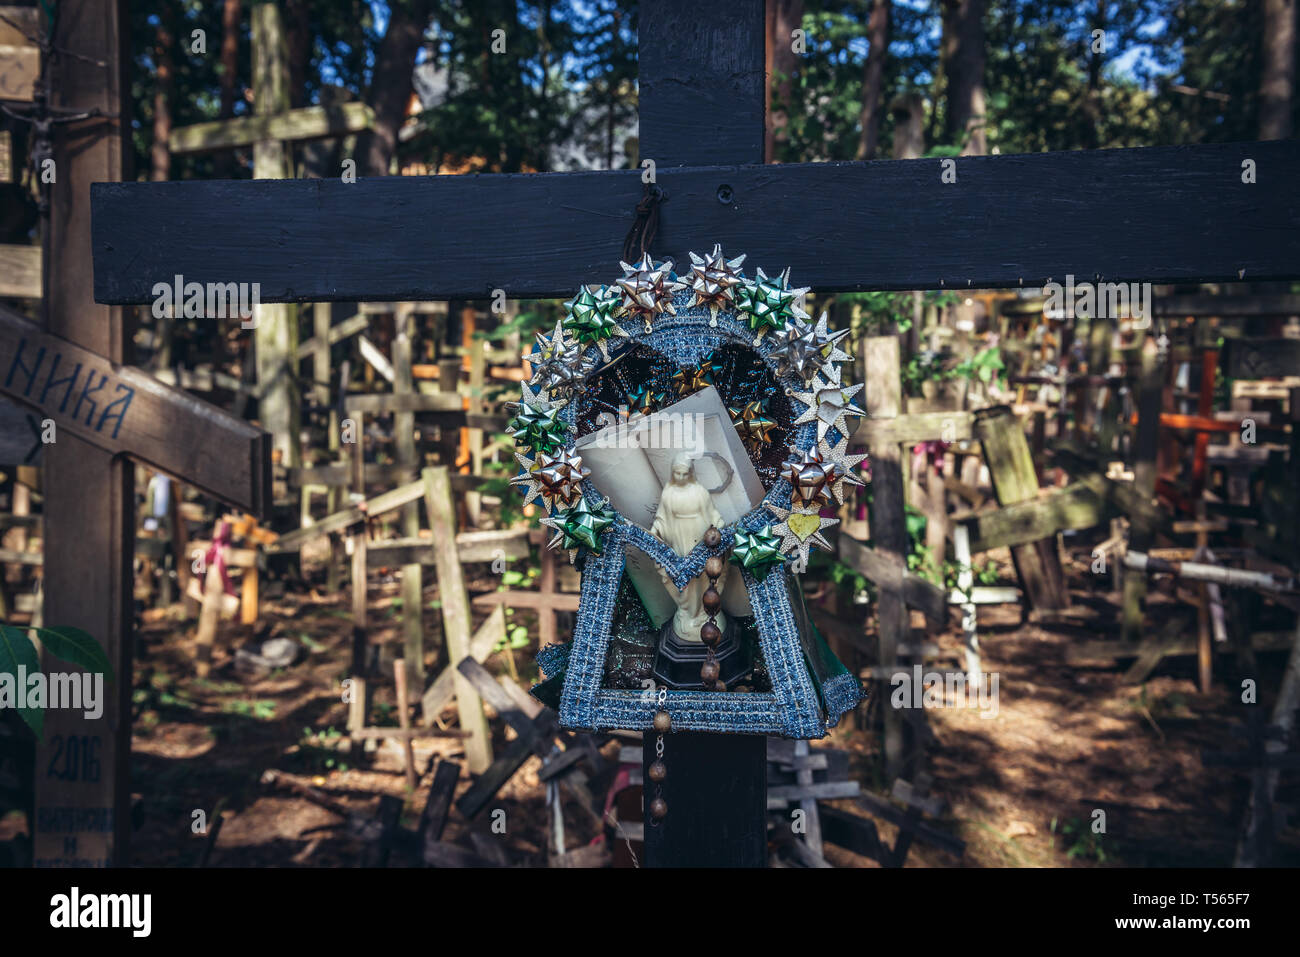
[166, 3, 374, 470]
[87, 0, 1300, 865]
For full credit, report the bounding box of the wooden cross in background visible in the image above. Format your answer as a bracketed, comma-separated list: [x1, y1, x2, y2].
[0, 2, 270, 869]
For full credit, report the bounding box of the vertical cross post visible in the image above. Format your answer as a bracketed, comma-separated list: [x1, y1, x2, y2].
[1122, 337, 1162, 642]
[250, 3, 300, 470]
[862, 334, 911, 779]
[393, 303, 424, 689]
[32, 0, 133, 868]
[639, 0, 768, 868]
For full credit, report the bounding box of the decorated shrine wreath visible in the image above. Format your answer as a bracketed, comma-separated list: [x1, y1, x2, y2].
[511, 246, 867, 740]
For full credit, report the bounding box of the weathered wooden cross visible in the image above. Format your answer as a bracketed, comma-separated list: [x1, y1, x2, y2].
[166, 2, 375, 468]
[88, 0, 1300, 865]
[2, 1, 270, 868]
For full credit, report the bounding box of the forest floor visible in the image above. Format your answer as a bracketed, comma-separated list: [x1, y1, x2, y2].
[120, 549, 1300, 868]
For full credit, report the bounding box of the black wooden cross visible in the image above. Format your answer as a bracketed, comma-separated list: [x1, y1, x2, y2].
[90, 0, 1300, 866]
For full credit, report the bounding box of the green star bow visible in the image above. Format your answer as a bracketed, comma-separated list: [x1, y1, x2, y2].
[731, 525, 785, 581]
[734, 266, 809, 341]
[564, 284, 628, 360]
[507, 399, 568, 455]
[543, 495, 617, 561]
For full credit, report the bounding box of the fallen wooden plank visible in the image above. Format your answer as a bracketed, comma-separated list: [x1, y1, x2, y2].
[346, 727, 472, 740]
[420, 605, 506, 724]
[418, 759, 461, 845]
[1067, 630, 1297, 665]
[956, 480, 1107, 553]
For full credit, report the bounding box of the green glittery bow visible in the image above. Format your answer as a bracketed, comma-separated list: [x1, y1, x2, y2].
[731, 525, 785, 581]
[554, 496, 616, 554]
[735, 268, 800, 334]
[509, 401, 568, 455]
[565, 285, 625, 345]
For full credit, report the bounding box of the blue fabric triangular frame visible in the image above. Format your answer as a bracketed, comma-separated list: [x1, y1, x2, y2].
[542, 290, 863, 738]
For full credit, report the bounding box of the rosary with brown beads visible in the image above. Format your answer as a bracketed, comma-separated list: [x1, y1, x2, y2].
[649, 526, 727, 823]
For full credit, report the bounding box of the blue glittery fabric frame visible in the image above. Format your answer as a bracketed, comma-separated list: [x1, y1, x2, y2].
[538, 287, 865, 738]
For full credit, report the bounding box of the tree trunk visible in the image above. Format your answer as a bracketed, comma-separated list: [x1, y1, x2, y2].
[214, 0, 241, 179]
[1259, 0, 1296, 140]
[150, 8, 175, 182]
[285, 0, 312, 109]
[765, 0, 803, 163]
[1083, 0, 1105, 150]
[941, 0, 987, 156]
[360, 0, 436, 176]
[856, 0, 891, 160]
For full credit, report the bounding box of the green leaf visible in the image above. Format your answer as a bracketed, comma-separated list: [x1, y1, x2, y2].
[34, 626, 114, 683]
[0, 625, 43, 738]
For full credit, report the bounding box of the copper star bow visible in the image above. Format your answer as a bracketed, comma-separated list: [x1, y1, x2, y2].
[731, 525, 785, 581]
[780, 445, 843, 508]
[528, 319, 597, 399]
[734, 266, 809, 343]
[564, 284, 628, 360]
[615, 253, 683, 333]
[682, 244, 746, 326]
[767, 311, 852, 383]
[541, 495, 617, 562]
[671, 351, 726, 396]
[729, 399, 778, 454]
[533, 448, 591, 510]
[625, 381, 667, 417]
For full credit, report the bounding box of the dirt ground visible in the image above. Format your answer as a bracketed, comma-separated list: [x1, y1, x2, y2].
[121, 552, 1299, 868]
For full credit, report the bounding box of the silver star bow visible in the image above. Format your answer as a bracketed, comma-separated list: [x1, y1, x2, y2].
[818, 434, 868, 504]
[768, 311, 852, 383]
[528, 319, 596, 399]
[767, 502, 838, 568]
[791, 364, 866, 442]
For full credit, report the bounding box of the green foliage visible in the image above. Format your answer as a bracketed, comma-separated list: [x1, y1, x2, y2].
[0, 623, 114, 739]
[1051, 815, 1111, 863]
[950, 345, 1007, 390]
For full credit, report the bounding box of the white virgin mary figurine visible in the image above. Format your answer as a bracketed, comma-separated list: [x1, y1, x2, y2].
[651, 452, 725, 642]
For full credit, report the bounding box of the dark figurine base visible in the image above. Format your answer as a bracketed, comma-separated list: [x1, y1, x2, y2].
[652, 619, 753, 690]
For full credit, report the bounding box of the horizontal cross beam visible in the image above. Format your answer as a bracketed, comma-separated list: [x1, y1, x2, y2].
[0, 304, 270, 515]
[169, 102, 375, 155]
[91, 140, 1300, 304]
